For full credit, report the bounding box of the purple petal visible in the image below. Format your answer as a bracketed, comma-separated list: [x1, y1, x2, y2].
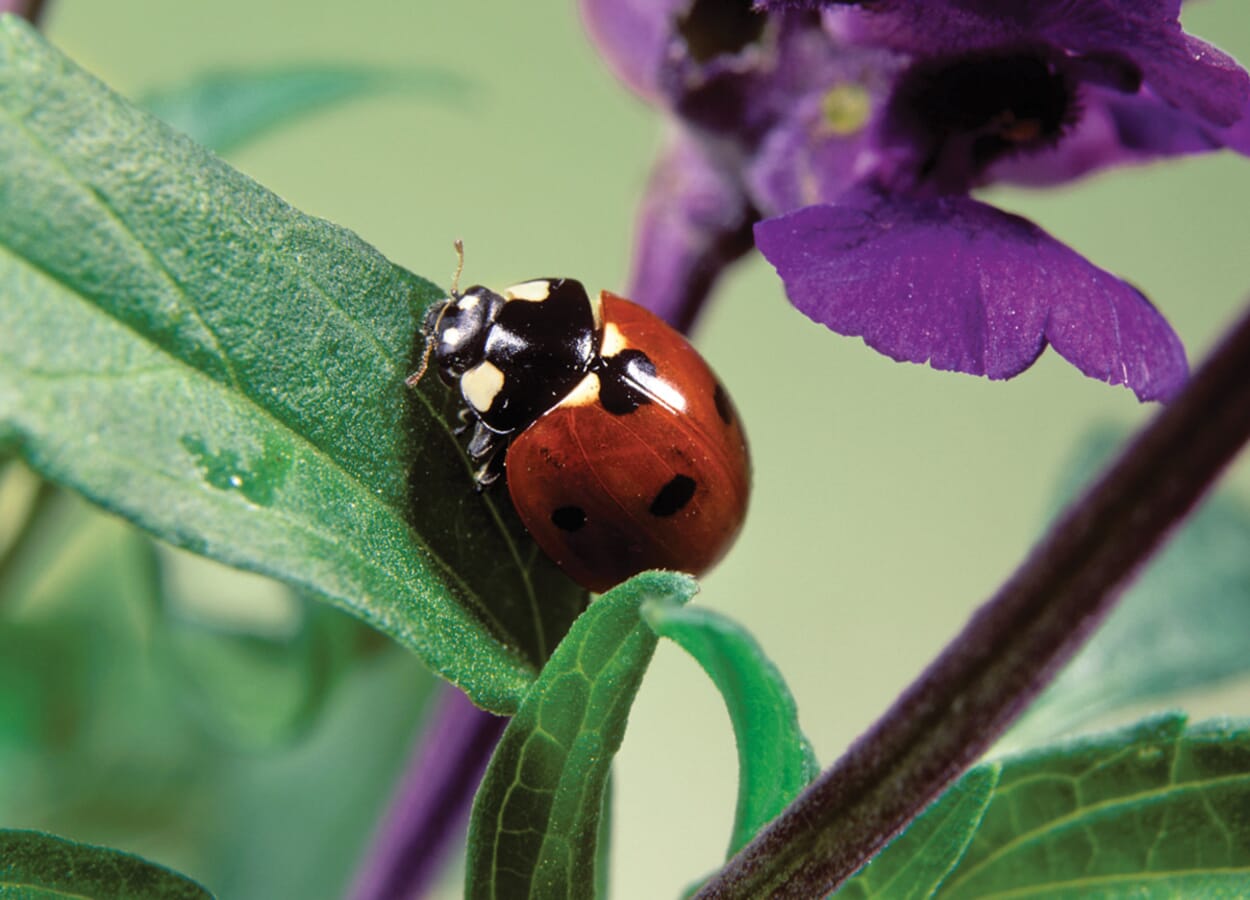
[1122, 27, 1250, 128]
[627, 131, 756, 331]
[578, 0, 685, 100]
[991, 85, 1250, 185]
[823, 0, 1250, 127]
[754, 186, 1188, 400]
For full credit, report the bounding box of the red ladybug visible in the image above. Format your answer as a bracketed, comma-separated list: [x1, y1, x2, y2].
[411, 261, 750, 593]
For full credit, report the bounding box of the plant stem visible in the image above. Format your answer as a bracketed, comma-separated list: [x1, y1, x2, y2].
[696, 301, 1250, 899]
[348, 687, 505, 900]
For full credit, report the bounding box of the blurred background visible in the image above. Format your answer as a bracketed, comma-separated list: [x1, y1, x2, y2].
[4, 1, 1249, 896]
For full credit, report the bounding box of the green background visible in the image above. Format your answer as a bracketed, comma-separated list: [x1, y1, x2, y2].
[17, 1, 1250, 896]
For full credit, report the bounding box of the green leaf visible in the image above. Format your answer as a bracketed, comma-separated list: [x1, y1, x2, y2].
[0, 489, 438, 897]
[940, 713, 1250, 898]
[155, 597, 355, 750]
[204, 644, 437, 900]
[0, 829, 212, 899]
[466, 571, 699, 900]
[1011, 428, 1250, 746]
[0, 18, 585, 713]
[0, 496, 210, 845]
[640, 598, 818, 856]
[141, 64, 468, 154]
[836, 764, 999, 900]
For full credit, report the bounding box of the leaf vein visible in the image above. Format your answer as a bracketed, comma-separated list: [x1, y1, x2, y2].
[944, 771, 1250, 892]
[3, 104, 245, 392]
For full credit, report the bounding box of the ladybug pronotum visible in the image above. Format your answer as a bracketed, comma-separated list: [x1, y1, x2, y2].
[410, 258, 750, 593]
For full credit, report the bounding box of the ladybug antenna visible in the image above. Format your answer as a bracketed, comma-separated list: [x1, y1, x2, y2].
[450, 238, 465, 298]
[405, 329, 437, 388]
[405, 241, 463, 389]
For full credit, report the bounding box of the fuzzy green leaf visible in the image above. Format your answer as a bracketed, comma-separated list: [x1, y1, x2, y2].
[940, 714, 1250, 897]
[1011, 428, 1250, 745]
[836, 764, 999, 900]
[0, 829, 212, 899]
[641, 598, 818, 856]
[466, 571, 699, 900]
[0, 18, 585, 713]
[141, 64, 467, 154]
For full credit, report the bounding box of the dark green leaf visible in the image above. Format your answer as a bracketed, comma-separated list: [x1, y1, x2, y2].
[141, 64, 468, 154]
[0, 18, 585, 713]
[466, 571, 699, 900]
[836, 764, 999, 900]
[1011, 428, 1250, 745]
[0, 829, 212, 899]
[940, 713, 1250, 898]
[641, 598, 818, 856]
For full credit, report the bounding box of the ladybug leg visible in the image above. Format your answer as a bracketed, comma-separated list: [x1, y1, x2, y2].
[466, 420, 503, 460]
[474, 449, 507, 490]
[465, 421, 510, 490]
[452, 406, 474, 437]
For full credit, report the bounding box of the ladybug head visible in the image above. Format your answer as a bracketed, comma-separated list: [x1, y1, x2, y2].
[425, 286, 506, 384]
[405, 241, 504, 389]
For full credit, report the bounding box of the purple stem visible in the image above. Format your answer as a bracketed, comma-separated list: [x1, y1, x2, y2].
[348, 687, 506, 900]
[696, 299, 1250, 899]
[0, 0, 48, 24]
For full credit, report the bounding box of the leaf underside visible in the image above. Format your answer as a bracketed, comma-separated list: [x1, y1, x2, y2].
[0, 17, 585, 713]
[466, 571, 699, 900]
[1011, 427, 1250, 746]
[940, 714, 1250, 898]
[640, 597, 819, 857]
[836, 714, 1250, 898]
[836, 764, 999, 900]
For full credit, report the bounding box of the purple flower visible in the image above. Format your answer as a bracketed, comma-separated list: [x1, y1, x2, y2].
[581, 0, 1250, 399]
[814, 0, 1250, 188]
[754, 186, 1186, 397]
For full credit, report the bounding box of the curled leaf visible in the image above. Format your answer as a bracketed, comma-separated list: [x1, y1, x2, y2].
[466, 571, 699, 899]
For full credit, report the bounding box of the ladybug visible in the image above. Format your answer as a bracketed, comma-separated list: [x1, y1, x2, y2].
[409, 249, 750, 593]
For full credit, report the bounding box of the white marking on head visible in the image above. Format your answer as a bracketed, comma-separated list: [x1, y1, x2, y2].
[505, 280, 553, 302]
[441, 325, 461, 346]
[561, 373, 601, 408]
[600, 322, 628, 357]
[458, 293, 480, 311]
[462, 361, 506, 412]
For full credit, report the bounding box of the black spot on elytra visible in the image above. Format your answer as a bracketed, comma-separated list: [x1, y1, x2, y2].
[713, 382, 734, 425]
[595, 349, 656, 416]
[649, 475, 696, 517]
[551, 505, 586, 532]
